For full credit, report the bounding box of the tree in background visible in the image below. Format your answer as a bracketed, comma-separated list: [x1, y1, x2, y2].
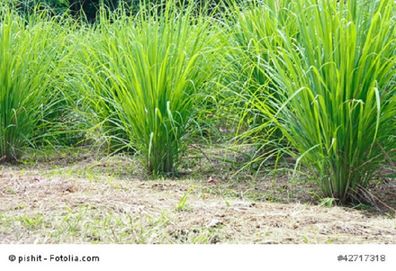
[10, 0, 119, 20]
[12, 0, 69, 14]
[69, 0, 119, 22]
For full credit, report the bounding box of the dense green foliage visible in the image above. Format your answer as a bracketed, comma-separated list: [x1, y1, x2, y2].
[72, 4, 217, 174]
[0, 0, 394, 202]
[0, 6, 69, 162]
[10, 0, 234, 21]
[239, 0, 395, 202]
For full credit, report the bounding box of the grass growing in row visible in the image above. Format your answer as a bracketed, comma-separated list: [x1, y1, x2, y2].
[0, 0, 394, 205]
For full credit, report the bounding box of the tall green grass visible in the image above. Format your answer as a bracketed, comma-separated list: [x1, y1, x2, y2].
[221, 0, 296, 168]
[0, 7, 67, 162]
[247, 0, 395, 202]
[1, 0, 394, 204]
[76, 3, 217, 175]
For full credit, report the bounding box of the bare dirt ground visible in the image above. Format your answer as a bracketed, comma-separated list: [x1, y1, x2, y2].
[0, 147, 395, 244]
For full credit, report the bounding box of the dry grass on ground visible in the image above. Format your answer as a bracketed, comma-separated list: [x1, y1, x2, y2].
[0, 147, 395, 244]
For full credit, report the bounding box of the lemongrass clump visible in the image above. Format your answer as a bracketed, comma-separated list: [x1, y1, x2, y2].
[0, 7, 66, 162]
[77, 3, 217, 175]
[250, 0, 395, 202]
